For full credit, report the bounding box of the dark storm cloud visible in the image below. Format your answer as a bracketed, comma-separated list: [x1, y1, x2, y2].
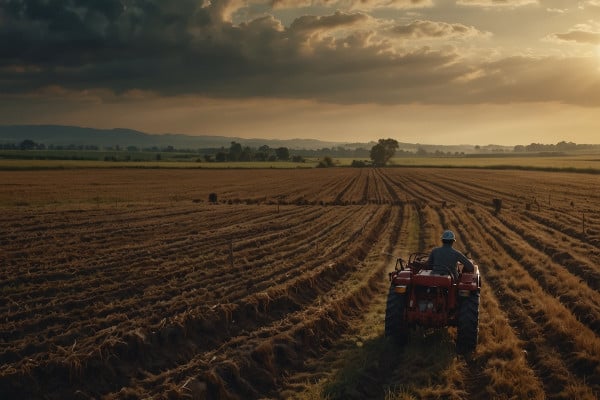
[0, 0, 443, 99]
[289, 11, 368, 32]
[271, 0, 432, 10]
[1, 0, 600, 107]
[389, 20, 489, 39]
[0, 0, 220, 92]
[0, 0, 209, 64]
[456, 0, 537, 6]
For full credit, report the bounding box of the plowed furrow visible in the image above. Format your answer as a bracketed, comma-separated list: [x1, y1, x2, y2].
[136, 267, 384, 400]
[1, 206, 371, 358]
[524, 211, 600, 255]
[433, 170, 528, 202]
[441, 205, 600, 398]
[333, 174, 359, 204]
[361, 171, 370, 204]
[106, 207, 399, 400]
[1, 206, 322, 309]
[370, 169, 390, 204]
[374, 169, 402, 204]
[497, 211, 600, 290]
[340, 168, 368, 203]
[474, 210, 600, 333]
[0, 205, 393, 399]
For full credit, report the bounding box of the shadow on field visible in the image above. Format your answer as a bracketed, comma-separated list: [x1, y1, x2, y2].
[323, 329, 457, 400]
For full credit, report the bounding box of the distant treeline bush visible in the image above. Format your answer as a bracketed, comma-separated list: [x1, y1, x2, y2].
[2, 139, 599, 162]
[514, 141, 600, 152]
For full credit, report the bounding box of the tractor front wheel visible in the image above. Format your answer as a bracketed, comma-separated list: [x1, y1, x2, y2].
[457, 290, 480, 354]
[384, 284, 408, 345]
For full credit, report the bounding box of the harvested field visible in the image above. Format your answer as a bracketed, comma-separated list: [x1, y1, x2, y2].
[1, 168, 599, 399]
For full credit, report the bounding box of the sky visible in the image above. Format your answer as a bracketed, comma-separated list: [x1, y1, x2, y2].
[1, 0, 600, 145]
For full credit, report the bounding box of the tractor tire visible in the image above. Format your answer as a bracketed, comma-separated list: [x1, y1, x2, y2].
[457, 290, 480, 354]
[384, 284, 408, 345]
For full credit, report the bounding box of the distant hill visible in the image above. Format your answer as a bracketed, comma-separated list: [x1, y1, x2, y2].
[0, 125, 358, 150]
[0, 124, 514, 154]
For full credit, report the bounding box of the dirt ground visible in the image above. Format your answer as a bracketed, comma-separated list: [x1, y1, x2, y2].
[1, 168, 599, 399]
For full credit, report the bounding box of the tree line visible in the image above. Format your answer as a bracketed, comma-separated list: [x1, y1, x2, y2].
[4, 139, 599, 166]
[513, 141, 600, 152]
[202, 142, 306, 163]
[0, 139, 304, 162]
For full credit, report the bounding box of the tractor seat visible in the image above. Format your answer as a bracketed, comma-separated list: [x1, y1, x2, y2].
[413, 270, 452, 287]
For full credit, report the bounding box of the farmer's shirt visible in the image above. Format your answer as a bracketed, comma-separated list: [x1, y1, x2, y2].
[427, 243, 474, 279]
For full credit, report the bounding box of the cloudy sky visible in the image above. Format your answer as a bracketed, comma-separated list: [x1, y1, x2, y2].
[1, 0, 600, 145]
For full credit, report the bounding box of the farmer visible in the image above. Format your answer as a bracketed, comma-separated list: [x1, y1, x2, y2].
[427, 230, 474, 280]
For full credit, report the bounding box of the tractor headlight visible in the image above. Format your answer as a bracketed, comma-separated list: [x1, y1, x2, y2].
[394, 285, 407, 294]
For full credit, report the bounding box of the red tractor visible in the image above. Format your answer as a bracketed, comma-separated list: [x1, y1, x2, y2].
[385, 252, 481, 353]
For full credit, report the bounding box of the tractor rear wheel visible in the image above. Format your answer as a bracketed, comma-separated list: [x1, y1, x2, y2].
[384, 284, 408, 345]
[457, 290, 480, 354]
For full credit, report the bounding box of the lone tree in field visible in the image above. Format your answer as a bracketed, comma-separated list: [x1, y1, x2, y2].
[317, 156, 335, 168]
[370, 138, 399, 166]
[229, 141, 243, 161]
[275, 147, 290, 161]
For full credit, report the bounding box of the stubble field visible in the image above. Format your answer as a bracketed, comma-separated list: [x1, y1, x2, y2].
[1, 168, 599, 399]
